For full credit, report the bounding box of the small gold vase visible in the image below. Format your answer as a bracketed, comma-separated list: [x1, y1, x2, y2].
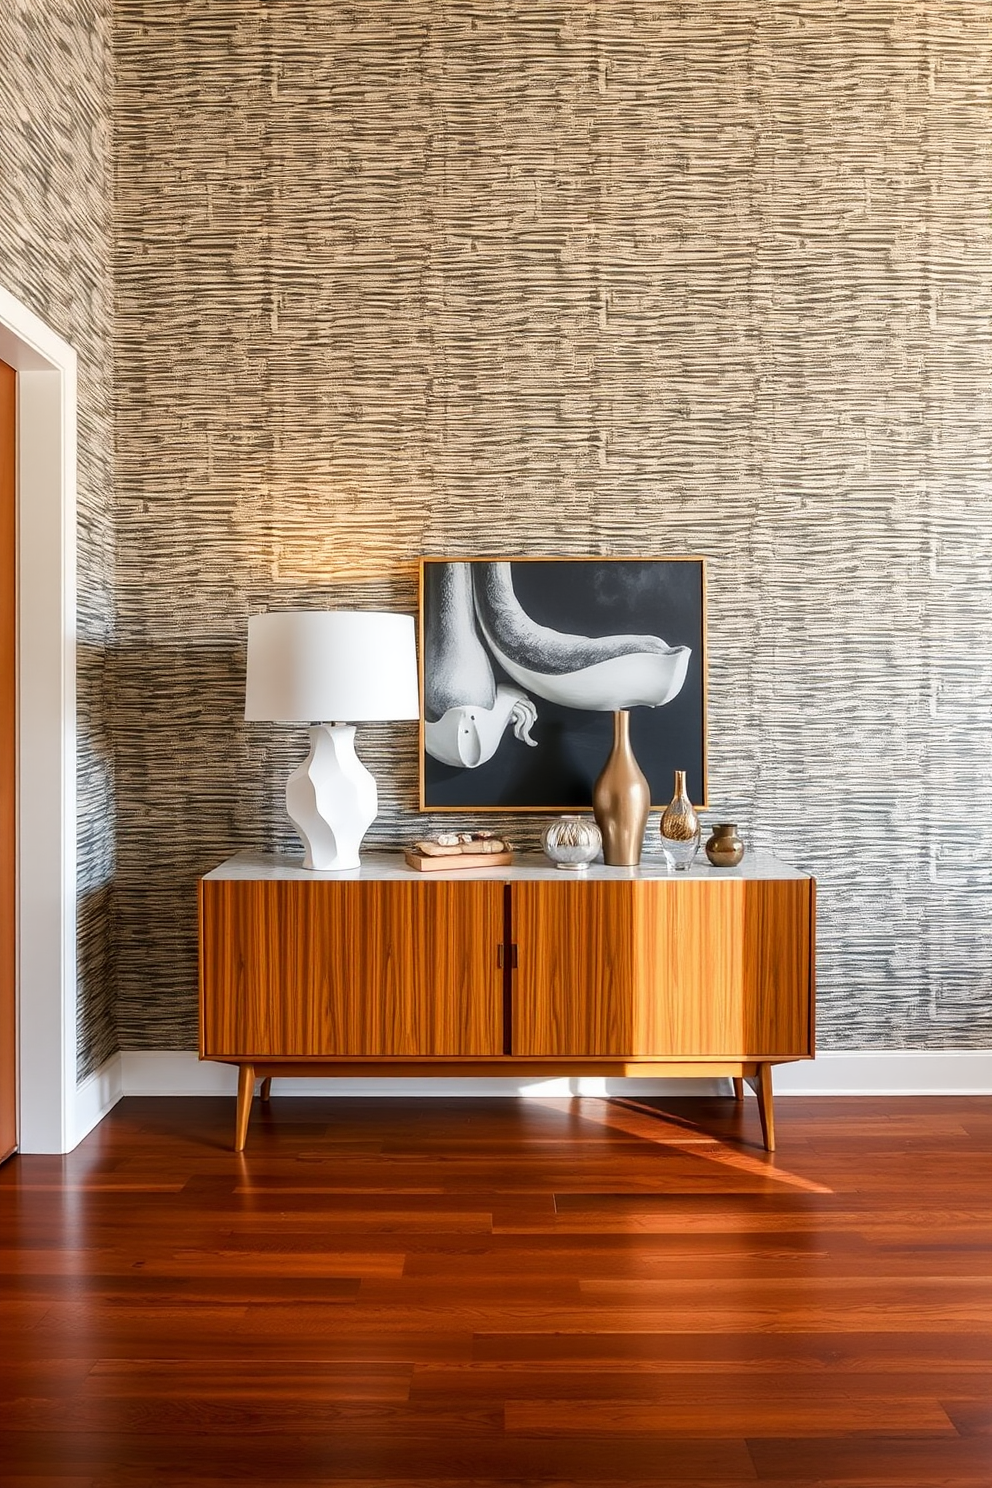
[592, 710, 650, 867]
[659, 769, 701, 870]
[705, 822, 744, 867]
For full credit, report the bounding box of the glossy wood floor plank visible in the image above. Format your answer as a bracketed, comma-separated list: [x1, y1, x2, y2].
[0, 1094, 989, 1486]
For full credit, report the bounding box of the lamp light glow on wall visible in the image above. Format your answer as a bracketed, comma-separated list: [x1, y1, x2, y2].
[245, 610, 420, 870]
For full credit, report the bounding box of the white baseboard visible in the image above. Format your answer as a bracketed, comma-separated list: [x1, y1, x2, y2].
[102, 1048, 992, 1100]
[115, 1051, 728, 1098]
[773, 1050, 992, 1095]
[61, 1049, 991, 1151]
[74, 1053, 124, 1145]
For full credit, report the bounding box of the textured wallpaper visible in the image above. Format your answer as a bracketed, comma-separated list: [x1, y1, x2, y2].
[0, 1, 117, 1077]
[113, 0, 992, 1053]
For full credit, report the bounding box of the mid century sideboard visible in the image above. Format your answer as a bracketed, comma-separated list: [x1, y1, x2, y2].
[199, 851, 815, 1151]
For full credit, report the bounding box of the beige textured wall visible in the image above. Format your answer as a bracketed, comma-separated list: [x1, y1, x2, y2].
[113, 0, 992, 1053]
[0, 0, 117, 1076]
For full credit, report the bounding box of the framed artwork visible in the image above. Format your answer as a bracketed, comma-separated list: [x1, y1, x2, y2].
[419, 556, 707, 811]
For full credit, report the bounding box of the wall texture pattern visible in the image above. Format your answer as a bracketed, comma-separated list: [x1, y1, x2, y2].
[114, 0, 992, 1053]
[0, 0, 117, 1077]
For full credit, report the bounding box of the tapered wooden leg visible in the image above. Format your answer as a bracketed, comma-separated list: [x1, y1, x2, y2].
[747, 1063, 775, 1152]
[235, 1063, 255, 1152]
[733, 1077, 745, 1102]
[260, 1077, 272, 1102]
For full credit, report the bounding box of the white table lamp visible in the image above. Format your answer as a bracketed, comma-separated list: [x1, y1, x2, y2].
[245, 610, 420, 870]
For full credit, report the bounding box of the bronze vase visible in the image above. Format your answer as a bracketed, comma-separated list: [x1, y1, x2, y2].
[592, 710, 650, 867]
[705, 822, 744, 867]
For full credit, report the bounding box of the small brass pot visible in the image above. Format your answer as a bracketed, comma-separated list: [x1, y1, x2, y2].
[705, 823, 744, 867]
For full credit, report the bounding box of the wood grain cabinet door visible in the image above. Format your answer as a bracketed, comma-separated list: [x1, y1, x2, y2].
[512, 878, 813, 1059]
[200, 878, 503, 1058]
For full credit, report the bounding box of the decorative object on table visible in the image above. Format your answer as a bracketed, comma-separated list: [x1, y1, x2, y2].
[404, 831, 513, 872]
[541, 814, 602, 871]
[419, 557, 706, 812]
[705, 822, 745, 867]
[592, 710, 651, 866]
[245, 609, 419, 871]
[660, 769, 701, 870]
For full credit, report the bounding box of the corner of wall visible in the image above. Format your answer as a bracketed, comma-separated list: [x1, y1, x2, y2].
[73, 1052, 123, 1147]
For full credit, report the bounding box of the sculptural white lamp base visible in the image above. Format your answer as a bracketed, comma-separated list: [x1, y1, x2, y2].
[245, 609, 420, 872]
[286, 723, 377, 872]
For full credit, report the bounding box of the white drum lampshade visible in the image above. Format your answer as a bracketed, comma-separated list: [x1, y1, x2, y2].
[245, 610, 420, 870]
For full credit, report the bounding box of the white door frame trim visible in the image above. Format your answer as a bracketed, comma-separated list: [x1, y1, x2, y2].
[0, 283, 78, 1153]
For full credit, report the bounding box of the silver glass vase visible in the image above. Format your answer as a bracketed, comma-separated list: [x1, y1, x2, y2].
[541, 815, 602, 870]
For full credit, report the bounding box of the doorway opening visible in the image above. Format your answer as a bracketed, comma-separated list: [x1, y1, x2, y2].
[0, 285, 78, 1153]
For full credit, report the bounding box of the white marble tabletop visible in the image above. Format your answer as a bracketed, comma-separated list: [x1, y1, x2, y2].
[204, 847, 812, 883]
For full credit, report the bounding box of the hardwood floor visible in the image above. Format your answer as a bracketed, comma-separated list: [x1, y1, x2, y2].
[0, 1094, 989, 1486]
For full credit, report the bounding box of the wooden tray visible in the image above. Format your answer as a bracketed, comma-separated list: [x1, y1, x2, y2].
[404, 849, 513, 873]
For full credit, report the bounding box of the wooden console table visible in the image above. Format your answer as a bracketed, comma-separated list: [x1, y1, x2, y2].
[199, 850, 815, 1152]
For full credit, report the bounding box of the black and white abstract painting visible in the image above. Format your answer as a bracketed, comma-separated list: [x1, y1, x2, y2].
[420, 558, 706, 810]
